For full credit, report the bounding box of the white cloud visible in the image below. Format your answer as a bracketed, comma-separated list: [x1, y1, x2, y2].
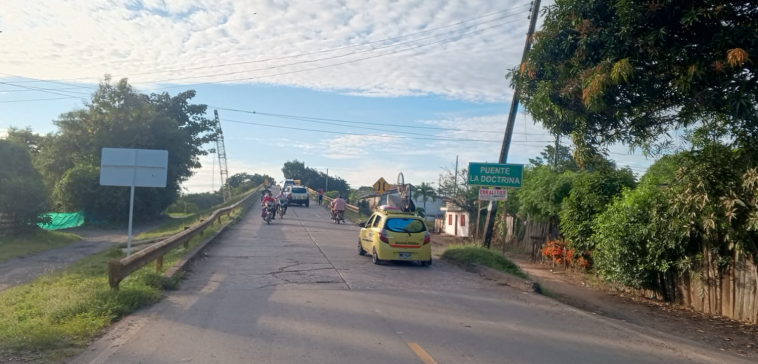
[0, 128, 7, 139]
[0, 0, 536, 102]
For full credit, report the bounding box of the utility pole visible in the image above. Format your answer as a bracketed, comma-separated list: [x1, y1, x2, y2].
[453, 155, 459, 200]
[553, 135, 560, 168]
[483, 0, 542, 248]
[326, 168, 329, 192]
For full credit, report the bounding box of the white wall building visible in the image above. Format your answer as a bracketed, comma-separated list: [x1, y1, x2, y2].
[439, 203, 469, 237]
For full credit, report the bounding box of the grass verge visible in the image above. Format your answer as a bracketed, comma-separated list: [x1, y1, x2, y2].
[441, 245, 527, 279]
[0, 230, 81, 264]
[344, 209, 369, 224]
[136, 189, 256, 240]
[0, 201, 248, 359]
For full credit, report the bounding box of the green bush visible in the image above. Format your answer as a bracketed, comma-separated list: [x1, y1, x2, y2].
[0, 140, 50, 232]
[357, 200, 372, 216]
[591, 184, 686, 289]
[559, 168, 636, 251]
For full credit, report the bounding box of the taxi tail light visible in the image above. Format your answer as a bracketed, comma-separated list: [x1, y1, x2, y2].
[379, 230, 390, 244]
[423, 231, 431, 245]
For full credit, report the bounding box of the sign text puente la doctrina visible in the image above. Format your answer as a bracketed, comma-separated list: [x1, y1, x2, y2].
[467, 162, 524, 188]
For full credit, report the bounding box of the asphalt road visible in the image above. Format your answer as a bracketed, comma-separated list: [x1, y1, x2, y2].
[73, 196, 751, 364]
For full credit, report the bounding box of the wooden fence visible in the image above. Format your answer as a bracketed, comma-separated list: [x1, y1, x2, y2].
[501, 215, 758, 323]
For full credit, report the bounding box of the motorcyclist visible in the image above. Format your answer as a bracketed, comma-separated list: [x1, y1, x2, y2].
[276, 191, 288, 216]
[330, 194, 347, 221]
[261, 192, 277, 220]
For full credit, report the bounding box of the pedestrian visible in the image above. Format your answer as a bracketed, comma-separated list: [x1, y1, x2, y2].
[317, 188, 324, 205]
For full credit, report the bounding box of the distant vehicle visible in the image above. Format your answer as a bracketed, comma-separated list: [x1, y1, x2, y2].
[283, 179, 296, 190]
[358, 205, 432, 266]
[285, 185, 310, 207]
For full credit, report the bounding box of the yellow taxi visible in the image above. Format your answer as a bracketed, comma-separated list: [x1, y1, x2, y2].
[358, 206, 432, 266]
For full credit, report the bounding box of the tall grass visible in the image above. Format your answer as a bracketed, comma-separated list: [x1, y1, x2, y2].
[0, 201, 247, 357]
[441, 245, 527, 279]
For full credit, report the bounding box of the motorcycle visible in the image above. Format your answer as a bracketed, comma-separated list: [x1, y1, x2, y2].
[331, 209, 345, 224]
[262, 201, 276, 224]
[277, 198, 288, 219]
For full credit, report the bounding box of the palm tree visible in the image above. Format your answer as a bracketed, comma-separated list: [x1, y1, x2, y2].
[416, 182, 437, 212]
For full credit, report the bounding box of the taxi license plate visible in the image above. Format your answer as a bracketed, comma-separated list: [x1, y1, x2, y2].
[399, 252, 412, 259]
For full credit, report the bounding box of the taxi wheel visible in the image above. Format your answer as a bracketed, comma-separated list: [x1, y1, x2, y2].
[372, 248, 382, 265]
[420, 257, 432, 267]
[358, 240, 366, 256]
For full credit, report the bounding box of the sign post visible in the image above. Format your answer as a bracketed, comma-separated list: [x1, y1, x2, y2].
[100, 148, 168, 257]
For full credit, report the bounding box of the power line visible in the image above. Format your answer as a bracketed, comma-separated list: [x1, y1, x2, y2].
[128, 11, 530, 85]
[0, 16, 529, 103]
[221, 117, 554, 144]
[144, 17, 529, 92]
[0, 81, 89, 99]
[211, 106, 550, 136]
[0, 96, 77, 104]
[4, 4, 532, 85]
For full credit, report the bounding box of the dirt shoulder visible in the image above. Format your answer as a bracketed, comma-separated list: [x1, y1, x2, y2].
[514, 257, 758, 360]
[0, 222, 161, 293]
[431, 234, 758, 361]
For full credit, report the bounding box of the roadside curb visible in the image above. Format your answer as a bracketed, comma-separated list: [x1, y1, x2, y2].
[442, 256, 542, 294]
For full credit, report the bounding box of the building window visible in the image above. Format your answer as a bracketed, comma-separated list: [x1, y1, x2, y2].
[461, 214, 466, 226]
[448, 214, 452, 225]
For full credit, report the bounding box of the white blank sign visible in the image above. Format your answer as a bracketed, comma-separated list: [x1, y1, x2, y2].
[100, 148, 168, 188]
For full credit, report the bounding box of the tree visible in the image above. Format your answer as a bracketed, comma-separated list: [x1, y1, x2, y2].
[227, 173, 253, 188]
[0, 140, 50, 232]
[528, 144, 580, 172]
[559, 166, 637, 251]
[439, 166, 478, 215]
[513, 0, 757, 160]
[516, 166, 576, 223]
[29, 77, 216, 221]
[416, 182, 437, 212]
[281, 160, 350, 195]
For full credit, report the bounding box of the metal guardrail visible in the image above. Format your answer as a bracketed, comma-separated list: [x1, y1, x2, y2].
[306, 187, 359, 213]
[108, 188, 259, 289]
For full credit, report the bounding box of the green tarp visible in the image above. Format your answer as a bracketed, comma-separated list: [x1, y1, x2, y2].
[39, 211, 85, 230]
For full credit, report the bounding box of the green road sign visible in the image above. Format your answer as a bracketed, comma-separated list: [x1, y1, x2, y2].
[468, 162, 524, 188]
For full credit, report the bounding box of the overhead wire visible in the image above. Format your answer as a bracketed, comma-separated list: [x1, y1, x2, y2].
[128, 10, 530, 85]
[4, 3, 532, 85]
[220, 117, 554, 144]
[211, 106, 550, 136]
[143, 16, 529, 92]
[0, 81, 89, 99]
[0, 14, 530, 102]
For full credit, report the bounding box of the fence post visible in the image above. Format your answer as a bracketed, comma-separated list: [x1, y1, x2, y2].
[156, 255, 163, 272]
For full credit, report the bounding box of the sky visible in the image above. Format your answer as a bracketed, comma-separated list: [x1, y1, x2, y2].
[0, 0, 657, 193]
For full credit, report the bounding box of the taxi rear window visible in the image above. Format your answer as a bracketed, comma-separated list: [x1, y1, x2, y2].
[385, 218, 426, 233]
[291, 187, 307, 193]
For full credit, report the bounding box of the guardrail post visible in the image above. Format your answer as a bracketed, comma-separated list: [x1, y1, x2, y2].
[109, 259, 122, 290]
[156, 255, 163, 272]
